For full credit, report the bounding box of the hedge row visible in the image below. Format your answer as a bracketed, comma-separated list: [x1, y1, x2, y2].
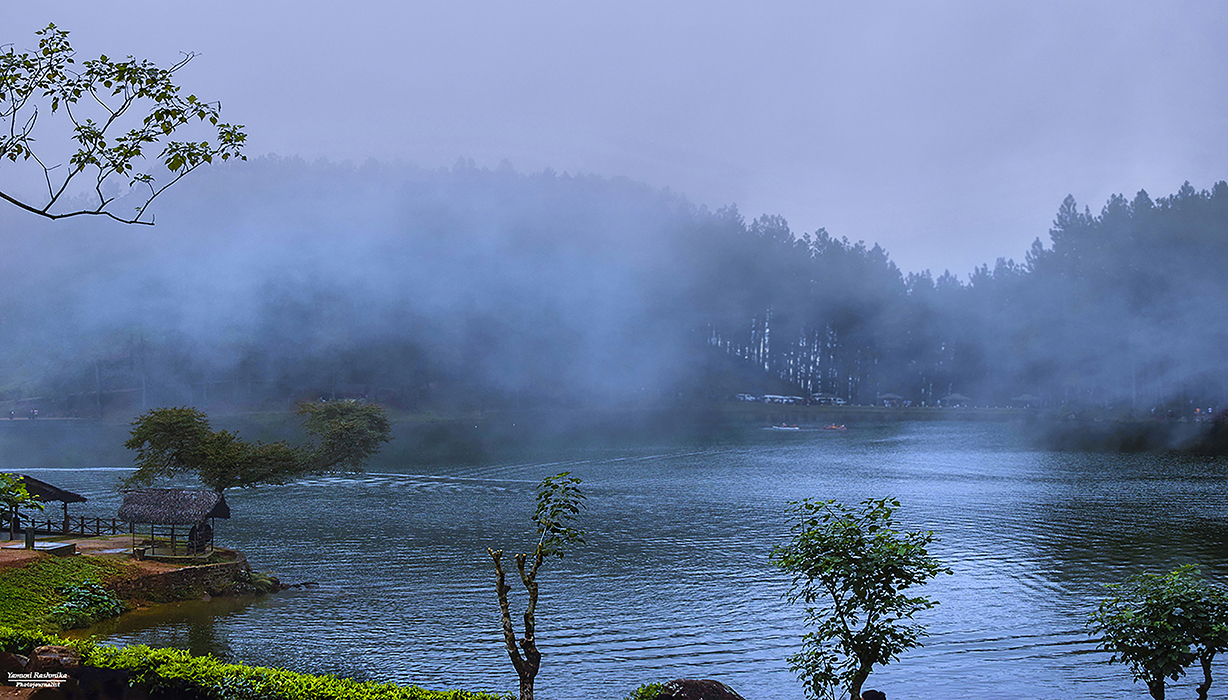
[0, 627, 508, 700]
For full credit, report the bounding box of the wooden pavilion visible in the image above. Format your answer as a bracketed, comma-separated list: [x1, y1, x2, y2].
[118, 488, 229, 559]
[5, 474, 87, 539]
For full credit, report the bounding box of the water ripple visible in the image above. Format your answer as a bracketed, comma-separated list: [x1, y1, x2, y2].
[29, 423, 1227, 699]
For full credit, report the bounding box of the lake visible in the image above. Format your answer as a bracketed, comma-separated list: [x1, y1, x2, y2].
[18, 421, 1228, 699]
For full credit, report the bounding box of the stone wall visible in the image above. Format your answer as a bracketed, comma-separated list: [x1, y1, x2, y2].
[109, 553, 249, 603]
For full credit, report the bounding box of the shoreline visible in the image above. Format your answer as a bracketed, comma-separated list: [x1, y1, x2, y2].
[0, 534, 263, 626]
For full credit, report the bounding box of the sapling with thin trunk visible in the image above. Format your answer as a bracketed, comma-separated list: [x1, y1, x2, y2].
[488, 472, 586, 700]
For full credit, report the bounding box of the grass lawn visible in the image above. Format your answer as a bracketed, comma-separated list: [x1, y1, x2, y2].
[0, 554, 135, 629]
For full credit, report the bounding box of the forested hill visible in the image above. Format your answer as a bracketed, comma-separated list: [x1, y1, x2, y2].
[0, 158, 1224, 417]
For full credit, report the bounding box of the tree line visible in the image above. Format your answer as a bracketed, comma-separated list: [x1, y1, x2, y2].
[5, 167, 1225, 418]
[686, 182, 1228, 413]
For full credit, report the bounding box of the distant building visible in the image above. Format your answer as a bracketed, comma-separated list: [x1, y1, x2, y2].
[810, 393, 846, 406]
[939, 393, 972, 407]
[876, 393, 905, 407]
[1010, 394, 1041, 408]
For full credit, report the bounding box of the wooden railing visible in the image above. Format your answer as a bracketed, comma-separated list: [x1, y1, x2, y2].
[21, 516, 130, 537]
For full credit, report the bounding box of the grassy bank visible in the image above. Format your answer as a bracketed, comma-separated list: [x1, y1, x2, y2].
[0, 554, 135, 630]
[0, 557, 510, 699]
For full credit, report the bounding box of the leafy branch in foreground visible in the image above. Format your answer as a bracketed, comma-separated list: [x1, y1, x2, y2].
[1, 472, 45, 540]
[1, 23, 246, 224]
[771, 497, 950, 700]
[0, 472, 43, 514]
[488, 472, 586, 700]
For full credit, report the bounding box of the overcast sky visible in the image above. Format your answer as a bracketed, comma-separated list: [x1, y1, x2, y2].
[6, 1, 1227, 275]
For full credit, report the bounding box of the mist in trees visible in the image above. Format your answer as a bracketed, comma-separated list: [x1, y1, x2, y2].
[1, 155, 1224, 419]
[0, 158, 707, 414]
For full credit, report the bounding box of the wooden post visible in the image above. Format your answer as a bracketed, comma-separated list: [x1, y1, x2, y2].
[62, 503, 68, 535]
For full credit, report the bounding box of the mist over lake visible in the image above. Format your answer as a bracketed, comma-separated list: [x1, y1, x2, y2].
[4, 160, 1226, 425]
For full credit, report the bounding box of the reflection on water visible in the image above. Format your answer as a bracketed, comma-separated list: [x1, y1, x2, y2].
[63, 595, 262, 661]
[23, 422, 1228, 699]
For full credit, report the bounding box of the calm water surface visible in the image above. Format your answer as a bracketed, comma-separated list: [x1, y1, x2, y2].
[23, 422, 1228, 699]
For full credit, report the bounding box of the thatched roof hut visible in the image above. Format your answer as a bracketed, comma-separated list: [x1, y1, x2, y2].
[5, 475, 87, 538]
[15, 475, 87, 504]
[119, 488, 229, 525]
[120, 489, 229, 558]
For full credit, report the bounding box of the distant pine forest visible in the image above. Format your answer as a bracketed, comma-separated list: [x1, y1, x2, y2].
[1, 159, 1224, 420]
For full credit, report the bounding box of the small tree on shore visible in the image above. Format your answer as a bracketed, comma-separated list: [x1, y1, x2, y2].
[1090, 565, 1228, 700]
[771, 497, 950, 700]
[488, 472, 586, 700]
[1, 472, 44, 539]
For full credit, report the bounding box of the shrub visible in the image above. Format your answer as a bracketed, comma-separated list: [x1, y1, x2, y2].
[237, 569, 282, 594]
[624, 682, 666, 700]
[45, 580, 127, 629]
[92, 640, 507, 700]
[0, 625, 66, 654]
[1090, 564, 1228, 700]
[0, 627, 508, 699]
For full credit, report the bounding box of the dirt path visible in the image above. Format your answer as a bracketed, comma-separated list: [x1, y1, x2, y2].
[0, 534, 183, 577]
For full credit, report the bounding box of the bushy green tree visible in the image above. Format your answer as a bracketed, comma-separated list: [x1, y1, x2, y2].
[1, 23, 245, 223]
[0, 472, 42, 512]
[771, 497, 950, 700]
[295, 400, 393, 471]
[124, 401, 391, 492]
[487, 472, 586, 700]
[1090, 564, 1228, 700]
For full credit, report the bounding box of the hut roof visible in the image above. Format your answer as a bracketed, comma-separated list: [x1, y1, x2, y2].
[16, 475, 87, 504]
[118, 489, 230, 525]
